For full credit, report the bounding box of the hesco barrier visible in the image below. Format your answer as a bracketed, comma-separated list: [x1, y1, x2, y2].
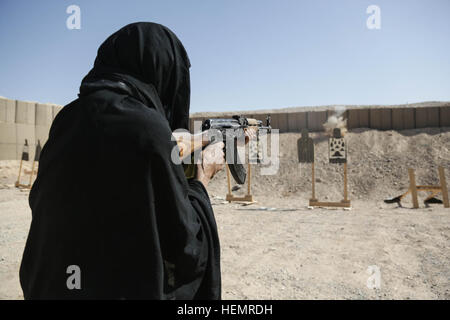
[1, 97, 449, 159]
[189, 103, 450, 133]
[0, 97, 63, 160]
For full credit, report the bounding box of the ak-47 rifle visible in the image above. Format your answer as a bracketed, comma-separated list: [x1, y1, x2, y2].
[175, 115, 271, 184]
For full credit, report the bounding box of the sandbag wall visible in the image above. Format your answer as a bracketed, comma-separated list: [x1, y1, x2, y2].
[0, 97, 63, 160]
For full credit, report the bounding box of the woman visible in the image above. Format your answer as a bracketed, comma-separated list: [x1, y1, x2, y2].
[20, 22, 224, 300]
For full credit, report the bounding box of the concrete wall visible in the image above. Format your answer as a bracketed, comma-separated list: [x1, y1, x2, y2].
[0, 97, 63, 160]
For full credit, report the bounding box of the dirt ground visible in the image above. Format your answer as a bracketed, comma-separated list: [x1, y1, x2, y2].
[1, 128, 449, 299]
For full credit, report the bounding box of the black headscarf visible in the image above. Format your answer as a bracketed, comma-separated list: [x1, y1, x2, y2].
[81, 22, 191, 131]
[19, 22, 221, 300]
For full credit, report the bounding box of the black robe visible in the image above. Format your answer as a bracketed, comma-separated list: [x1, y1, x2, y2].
[19, 22, 221, 300]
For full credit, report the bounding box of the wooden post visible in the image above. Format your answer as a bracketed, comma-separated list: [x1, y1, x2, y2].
[28, 161, 36, 187]
[15, 159, 23, 187]
[409, 168, 419, 209]
[311, 162, 316, 200]
[226, 164, 232, 201]
[344, 162, 348, 202]
[247, 163, 251, 196]
[438, 166, 449, 208]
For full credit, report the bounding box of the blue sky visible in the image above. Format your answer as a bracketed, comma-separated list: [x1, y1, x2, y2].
[0, 0, 449, 112]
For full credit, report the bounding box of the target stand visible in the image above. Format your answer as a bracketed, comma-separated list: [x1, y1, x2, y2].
[15, 139, 41, 189]
[308, 161, 351, 208]
[15, 165, 38, 189]
[225, 127, 267, 204]
[384, 167, 449, 208]
[225, 163, 255, 203]
[299, 128, 351, 209]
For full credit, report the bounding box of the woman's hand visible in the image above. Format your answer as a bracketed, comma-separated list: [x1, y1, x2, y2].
[173, 131, 209, 160]
[244, 127, 257, 144]
[196, 142, 225, 187]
